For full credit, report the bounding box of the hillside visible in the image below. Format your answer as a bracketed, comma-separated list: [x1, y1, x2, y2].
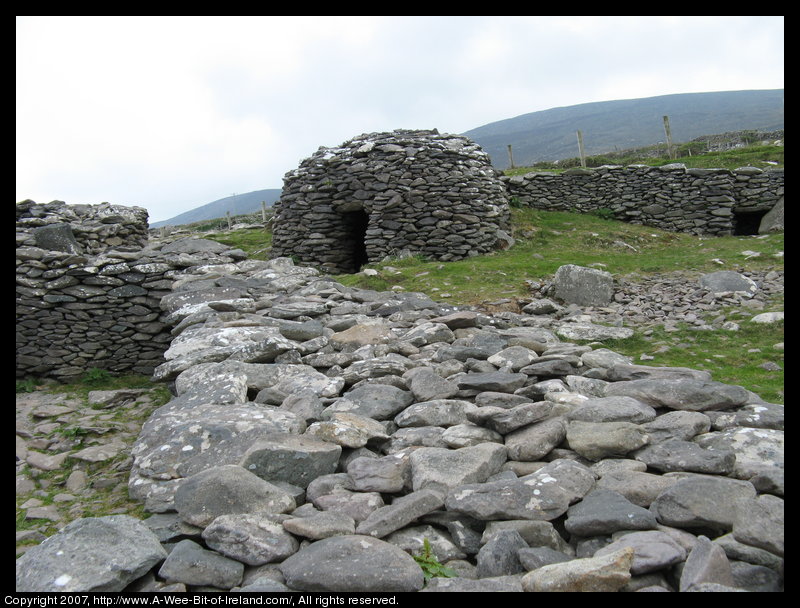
[150, 188, 281, 228]
[464, 89, 784, 168]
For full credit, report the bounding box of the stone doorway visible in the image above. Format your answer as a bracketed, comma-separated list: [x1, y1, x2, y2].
[341, 209, 370, 272]
[733, 209, 769, 235]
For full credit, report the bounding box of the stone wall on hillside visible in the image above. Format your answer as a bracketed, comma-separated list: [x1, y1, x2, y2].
[271, 129, 512, 274]
[502, 165, 784, 236]
[16, 201, 249, 380]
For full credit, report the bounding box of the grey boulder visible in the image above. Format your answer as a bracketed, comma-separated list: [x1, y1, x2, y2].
[174, 465, 296, 527]
[16, 515, 166, 592]
[279, 535, 424, 592]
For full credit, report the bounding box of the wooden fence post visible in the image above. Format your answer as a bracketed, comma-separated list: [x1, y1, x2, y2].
[576, 130, 587, 168]
[663, 116, 676, 160]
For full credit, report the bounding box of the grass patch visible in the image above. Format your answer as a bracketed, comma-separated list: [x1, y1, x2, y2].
[337, 209, 784, 305]
[40, 372, 171, 404]
[598, 318, 784, 404]
[204, 228, 272, 260]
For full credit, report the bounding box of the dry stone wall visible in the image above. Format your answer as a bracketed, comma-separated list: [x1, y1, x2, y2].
[16, 200, 150, 254]
[502, 165, 784, 236]
[271, 129, 511, 274]
[16, 201, 249, 381]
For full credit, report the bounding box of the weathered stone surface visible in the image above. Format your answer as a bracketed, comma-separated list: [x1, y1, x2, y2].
[329, 321, 397, 348]
[356, 489, 444, 538]
[16, 515, 166, 592]
[504, 416, 567, 461]
[679, 536, 735, 591]
[312, 489, 384, 523]
[279, 535, 424, 592]
[421, 575, 523, 592]
[553, 264, 614, 306]
[174, 465, 296, 527]
[476, 529, 528, 578]
[564, 489, 658, 536]
[324, 383, 413, 420]
[238, 433, 342, 488]
[649, 475, 757, 532]
[409, 442, 507, 494]
[521, 547, 635, 592]
[306, 412, 389, 448]
[130, 402, 306, 486]
[642, 411, 711, 443]
[596, 470, 678, 507]
[385, 525, 466, 563]
[732, 494, 784, 557]
[482, 520, 573, 555]
[692, 427, 784, 484]
[403, 367, 459, 401]
[347, 453, 410, 493]
[595, 530, 687, 575]
[282, 511, 356, 540]
[566, 420, 649, 461]
[445, 471, 574, 522]
[699, 270, 758, 294]
[201, 514, 300, 565]
[633, 439, 735, 474]
[158, 539, 244, 589]
[566, 396, 657, 424]
[33, 223, 83, 254]
[442, 423, 503, 448]
[604, 378, 750, 411]
[456, 371, 528, 393]
[468, 401, 553, 434]
[556, 323, 634, 341]
[395, 399, 476, 428]
[759, 196, 784, 233]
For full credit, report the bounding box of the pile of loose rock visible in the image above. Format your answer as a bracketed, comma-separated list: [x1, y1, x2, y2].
[16, 249, 783, 593]
[525, 267, 784, 332]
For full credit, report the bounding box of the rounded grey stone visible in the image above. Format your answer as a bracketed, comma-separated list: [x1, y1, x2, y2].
[16, 515, 167, 592]
[279, 535, 424, 592]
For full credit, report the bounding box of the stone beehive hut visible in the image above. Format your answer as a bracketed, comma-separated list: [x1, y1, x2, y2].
[271, 129, 511, 274]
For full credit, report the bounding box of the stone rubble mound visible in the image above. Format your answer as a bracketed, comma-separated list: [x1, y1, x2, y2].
[16, 252, 784, 593]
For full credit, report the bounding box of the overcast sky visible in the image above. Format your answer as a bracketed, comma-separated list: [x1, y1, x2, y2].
[17, 16, 784, 223]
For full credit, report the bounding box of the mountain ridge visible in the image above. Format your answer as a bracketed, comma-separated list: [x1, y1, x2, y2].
[464, 89, 783, 168]
[150, 189, 281, 228]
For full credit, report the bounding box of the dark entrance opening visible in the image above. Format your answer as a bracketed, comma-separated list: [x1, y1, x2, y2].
[341, 210, 370, 272]
[733, 209, 769, 235]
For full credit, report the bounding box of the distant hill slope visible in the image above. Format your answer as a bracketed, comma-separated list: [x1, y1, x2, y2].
[464, 89, 784, 168]
[150, 189, 282, 228]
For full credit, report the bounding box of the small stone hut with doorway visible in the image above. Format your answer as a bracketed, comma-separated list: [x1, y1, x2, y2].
[270, 129, 512, 274]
